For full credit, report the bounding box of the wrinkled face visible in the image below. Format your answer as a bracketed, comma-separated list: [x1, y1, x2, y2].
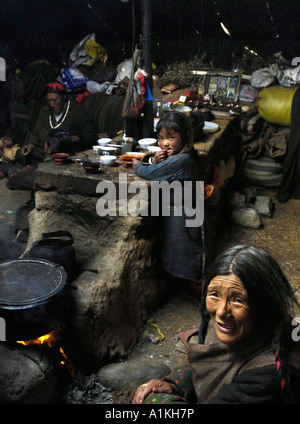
[157, 128, 184, 156]
[206, 274, 254, 345]
[46, 93, 64, 114]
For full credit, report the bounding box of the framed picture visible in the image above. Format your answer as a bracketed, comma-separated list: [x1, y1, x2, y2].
[208, 76, 218, 96]
[226, 76, 239, 100]
[204, 72, 241, 102]
[217, 76, 228, 98]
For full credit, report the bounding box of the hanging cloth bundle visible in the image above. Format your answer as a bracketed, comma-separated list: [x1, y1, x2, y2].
[121, 47, 145, 119]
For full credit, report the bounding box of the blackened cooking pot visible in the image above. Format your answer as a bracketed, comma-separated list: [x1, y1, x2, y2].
[0, 258, 67, 341]
[29, 231, 76, 281]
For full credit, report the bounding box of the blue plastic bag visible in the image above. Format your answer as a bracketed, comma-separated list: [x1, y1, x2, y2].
[60, 68, 89, 91]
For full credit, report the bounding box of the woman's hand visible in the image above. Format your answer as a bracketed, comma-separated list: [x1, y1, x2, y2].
[152, 149, 167, 164]
[132, 379, 177, 404]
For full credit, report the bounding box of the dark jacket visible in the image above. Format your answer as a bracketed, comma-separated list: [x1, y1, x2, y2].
[28, 100, 97, 160]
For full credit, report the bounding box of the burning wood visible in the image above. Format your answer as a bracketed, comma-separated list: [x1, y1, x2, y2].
[16, 329, 76, 377]
[16, 330, 60, 347]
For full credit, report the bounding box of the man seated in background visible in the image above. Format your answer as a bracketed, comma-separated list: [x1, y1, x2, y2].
[6, 81, 97, 191]
[5, 81, 97, 243]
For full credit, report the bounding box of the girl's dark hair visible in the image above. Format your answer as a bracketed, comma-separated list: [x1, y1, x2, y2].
[156, 111, 193, 152]
[201, 244, 299, 398]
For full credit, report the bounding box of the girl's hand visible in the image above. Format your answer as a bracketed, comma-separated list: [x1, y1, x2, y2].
[153, 149, 167, 164]
[132, 158, 139, 167]
[132, 379, 177, 404]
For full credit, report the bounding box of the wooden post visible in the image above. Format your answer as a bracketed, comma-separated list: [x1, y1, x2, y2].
[141, 0, 153, 138]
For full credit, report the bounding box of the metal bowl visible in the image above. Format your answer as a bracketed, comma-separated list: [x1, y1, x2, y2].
[82, 159, 100, 173]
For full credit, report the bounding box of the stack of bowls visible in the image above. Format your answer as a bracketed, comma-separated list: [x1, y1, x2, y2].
[100, 146, 116, 156]
[93, 145, 101, 155]
[53, 153, 70, 165]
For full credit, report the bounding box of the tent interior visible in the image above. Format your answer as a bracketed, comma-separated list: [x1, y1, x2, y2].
[1, 0, 300, 197]
[0, 0, 299, 70]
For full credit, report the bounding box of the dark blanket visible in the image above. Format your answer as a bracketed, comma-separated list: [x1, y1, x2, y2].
[277, 87, 300, 203]
[81, 92, 142, 141]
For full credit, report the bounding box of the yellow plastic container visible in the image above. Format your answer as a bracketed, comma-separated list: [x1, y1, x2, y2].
[256, 85, 298, 126]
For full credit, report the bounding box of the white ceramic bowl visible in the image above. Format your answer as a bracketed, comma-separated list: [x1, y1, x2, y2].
[124, 152, 145, 156]
[93, 145, 101, 154]
[100, 146, 116, 155]
[147, 145, 161, 153]
[97, 138, 112, 146]
[138, 138, 157, 150]
[100, 155, 117, 165]
[174, 104, 192, 116]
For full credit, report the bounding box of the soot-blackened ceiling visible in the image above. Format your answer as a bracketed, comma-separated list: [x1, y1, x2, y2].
[0, 0, 299, 68]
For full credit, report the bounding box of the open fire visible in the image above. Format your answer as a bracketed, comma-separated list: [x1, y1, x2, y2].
[16, 329, 74, 374]
[17, 330, 59, 347]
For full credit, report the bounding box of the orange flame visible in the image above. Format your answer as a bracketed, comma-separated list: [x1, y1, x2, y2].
[16, 330, 76, 377]
[16, 330, 60, 348]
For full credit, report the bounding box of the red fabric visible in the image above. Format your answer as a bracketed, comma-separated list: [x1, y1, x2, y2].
[134, 73, 146, 114]
[44, 82, 65, 92]
[137, 73, 146, 96]
[76, 91, 91, 103]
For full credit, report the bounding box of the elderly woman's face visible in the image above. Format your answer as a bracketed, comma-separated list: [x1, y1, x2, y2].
[206, 275, 254, 345]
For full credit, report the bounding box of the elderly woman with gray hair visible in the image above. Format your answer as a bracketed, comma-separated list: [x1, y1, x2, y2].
[132, 245, 300, 404]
